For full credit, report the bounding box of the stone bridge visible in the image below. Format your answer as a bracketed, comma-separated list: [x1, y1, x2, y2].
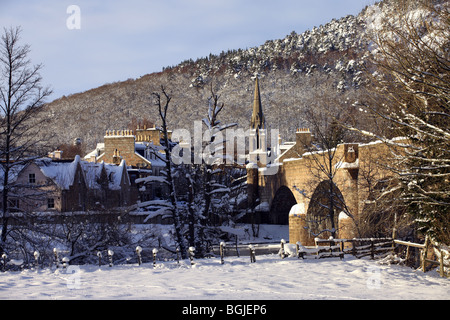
[247, 129, 397, 246]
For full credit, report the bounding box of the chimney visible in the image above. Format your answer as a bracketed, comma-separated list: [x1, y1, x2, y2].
[49, 150, 63, 160]
[296, 128, 312, 151]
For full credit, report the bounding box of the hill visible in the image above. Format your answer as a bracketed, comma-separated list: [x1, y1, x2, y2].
[40, 2, 384, 152]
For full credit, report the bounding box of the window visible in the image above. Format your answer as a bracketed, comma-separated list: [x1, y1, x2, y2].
[29, 173, 36, 184]
[47, 198, 55, 209]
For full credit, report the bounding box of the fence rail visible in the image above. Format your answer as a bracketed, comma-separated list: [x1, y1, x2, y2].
[393, 236, 449, 278]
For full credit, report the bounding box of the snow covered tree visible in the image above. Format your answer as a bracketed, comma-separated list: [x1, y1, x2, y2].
[354, 0, 450, 244]
[0, 27, 52, 251]
[137, 86, 188, 259]
[199, 87, 237, 225]
[185, 87, 241, 256]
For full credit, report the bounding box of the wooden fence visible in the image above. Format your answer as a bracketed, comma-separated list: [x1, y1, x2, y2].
[393, 236, 449, 278]
[295, 238, 393, 260]
[295, 236, 449, 278]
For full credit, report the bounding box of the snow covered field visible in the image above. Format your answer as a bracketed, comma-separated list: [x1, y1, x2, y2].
[1, 253, 448, 300]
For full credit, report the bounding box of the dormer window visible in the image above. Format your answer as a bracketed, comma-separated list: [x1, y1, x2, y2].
[29, 173, 36, 184]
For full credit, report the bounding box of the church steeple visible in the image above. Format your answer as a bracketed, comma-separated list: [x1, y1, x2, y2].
[250, 77, 265, 131]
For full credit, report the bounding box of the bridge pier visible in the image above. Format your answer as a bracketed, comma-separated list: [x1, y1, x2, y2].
[289, 203, 315, 246]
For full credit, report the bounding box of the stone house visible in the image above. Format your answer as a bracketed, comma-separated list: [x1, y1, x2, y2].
[84, 126, 170, 202]
[5, 155, 134, 213]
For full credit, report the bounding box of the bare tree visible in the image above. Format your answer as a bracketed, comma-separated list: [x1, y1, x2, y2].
[0, 27, 52, 250]
[298, 111, 349, 239]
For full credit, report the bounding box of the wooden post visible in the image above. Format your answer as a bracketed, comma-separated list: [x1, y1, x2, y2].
[188, 247, 195, 266]
[53, 248, 59, 268]
[1, 253, 7, 272]
[34, 251, 40, 269]
[329, 238, 334, 255]
[176, 247, 180, 264]
[108, 249, 114, 267]
[421, 236, 429, 272]
[370, 239, 375, 260]
[235, 235, 240, 257]
[392, 213, 397, 250]
[280, 239, 286, 259]
[352, 240, 357, 257]
[405, 245, 410, 265]
[439, 249, 444, 278]
[62, 257, 69, 269]
[249, 245, 256, 263]
[136, 246, 142, 266]
[97, 251, 102, 267]
[152, 248, 158, 268]
[220, 242, 225, 265]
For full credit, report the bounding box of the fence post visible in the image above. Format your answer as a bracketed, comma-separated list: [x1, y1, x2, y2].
[136, 246, 142, 266]
[329, 237, 334, 255]
[421, 235, 429, 272]
[1, 253, 7, 272]
[220, 242, 225, 265]
[97, 251, 102, 267]
[53, 248, 60, 268]
[352, 240, 357, 257]
[62, 257, 69, 269]
[370, 239, 375, 260]
[188, 247, 195, 266]
[152, 248, 158, 268]
[439, 249, 444, 278]
[405, 245, 411, 265]
[34, 251, 40, 269]
[176, 247, 180, 265]
[108, 249, 114, 267]
[249, 245, 256, 263]
[280, 239, 286, 259]
[339, 241, 344, 260]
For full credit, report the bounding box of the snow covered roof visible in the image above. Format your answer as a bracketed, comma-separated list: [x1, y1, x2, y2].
[80, 159, 129, 190]
[36, 156, 129, 191]
[38, 155, 82, 190]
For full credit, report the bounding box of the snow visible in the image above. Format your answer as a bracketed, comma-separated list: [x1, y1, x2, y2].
[0, 253, 448, 300]
[0, 224, 448, 300]
[39, 156, 81, 190]
[289, 203, 305, 216]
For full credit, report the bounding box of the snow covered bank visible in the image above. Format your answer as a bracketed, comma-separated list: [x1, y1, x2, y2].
[0, 254, 448, 300]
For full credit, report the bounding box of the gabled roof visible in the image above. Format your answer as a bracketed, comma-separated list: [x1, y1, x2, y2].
[34, 156, 129, 191]
[38, 155, 82, 190]
[81, 159, 129, 190]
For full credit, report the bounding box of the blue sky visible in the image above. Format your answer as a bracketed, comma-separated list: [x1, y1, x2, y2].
[1, 1, 372, 101]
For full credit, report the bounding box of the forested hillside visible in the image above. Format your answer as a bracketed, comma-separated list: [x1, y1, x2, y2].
[39, 2, 385, 151]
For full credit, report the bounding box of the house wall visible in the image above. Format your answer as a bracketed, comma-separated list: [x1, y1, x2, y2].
[13, 163, 62, 212]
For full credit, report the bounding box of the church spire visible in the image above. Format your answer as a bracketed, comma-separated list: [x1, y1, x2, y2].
[250, 77, 265, 130]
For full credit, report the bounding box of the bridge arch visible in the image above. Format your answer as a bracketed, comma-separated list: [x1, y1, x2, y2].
[269, 186, 297, 225]
[305, 180, 346, 240]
